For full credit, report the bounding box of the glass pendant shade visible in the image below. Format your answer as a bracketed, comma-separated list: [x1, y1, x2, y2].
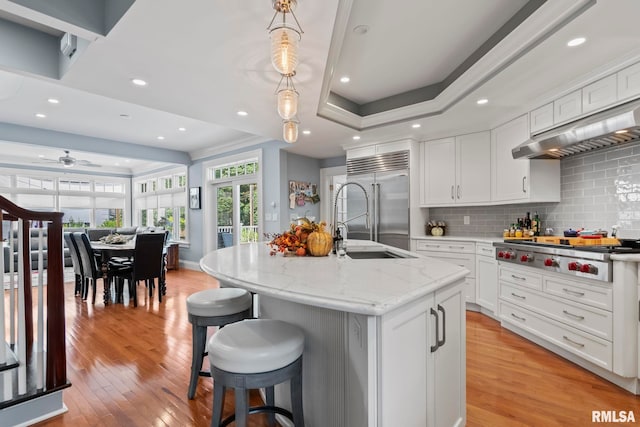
[277, 88, 298, 120]
[270, 27, 300, 75]
[283, 120, 298, 144]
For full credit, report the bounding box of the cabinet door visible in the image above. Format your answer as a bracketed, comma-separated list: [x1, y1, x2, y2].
[554, 90, 582, 124]
[491, 115, 530, 202]
[456, 131, 491, 204]
[476, 255, 498, 314]
[432, 281, 466, 427]
[346, 146, 376, 159]
[530, 103, 553, 134]
[582, 75, 617, 114]
[423, 138, 456, 205]
[618, 62, 640, 101]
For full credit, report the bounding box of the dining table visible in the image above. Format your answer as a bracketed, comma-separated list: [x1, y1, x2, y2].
[90, 239, 135, 304]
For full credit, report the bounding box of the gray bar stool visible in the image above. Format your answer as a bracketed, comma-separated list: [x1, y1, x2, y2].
[207, 318, 305, 427]
[186, 288, 253, 399]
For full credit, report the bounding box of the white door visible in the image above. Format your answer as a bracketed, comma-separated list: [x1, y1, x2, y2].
[424, 138, 456, 205]
[211, 179, 259, 248]
[456, 131, 491, 204]
[492, 115, 530, 202]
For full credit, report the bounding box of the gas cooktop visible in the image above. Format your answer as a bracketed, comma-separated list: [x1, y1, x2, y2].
[502, 239, 640, 254]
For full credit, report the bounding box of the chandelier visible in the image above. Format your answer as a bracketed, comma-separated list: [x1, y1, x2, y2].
[268, 0, 303, 143]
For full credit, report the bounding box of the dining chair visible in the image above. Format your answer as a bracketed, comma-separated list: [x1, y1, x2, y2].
[110, 232, 166, 307]
[63, 232, 84, 297]
[72, 232, 103, 303]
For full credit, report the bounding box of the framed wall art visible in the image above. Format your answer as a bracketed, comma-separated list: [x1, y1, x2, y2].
[189, 187, 201, 209]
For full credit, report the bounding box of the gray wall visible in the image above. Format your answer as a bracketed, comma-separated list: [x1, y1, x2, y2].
[282, 152, 321, 228]
[427, 141, 640, 239]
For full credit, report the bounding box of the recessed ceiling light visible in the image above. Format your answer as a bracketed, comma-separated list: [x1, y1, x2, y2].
[352, 135, 361, 140]
[615, 129, 629, 134]
[340, 76, 350, 83]
[125, 159, 131, 163]
[476, 98, 489, 105]
[302, 130, 311, 135]
[38, 154, 45, 158]
[47, 98, 59, 104]
[131, 78, 148, 86]
[114, 162, 120, 166]
[567, 37, 586, 47]
[157, 136, 165, 140]
[178, 127, 186, 131]
[411, 123, 421, 129]
[35, 113, 46, 118]
[237, 111, 248, 116]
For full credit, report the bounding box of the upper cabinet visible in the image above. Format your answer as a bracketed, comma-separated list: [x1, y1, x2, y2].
[582, 74, 617, 114]
[491, 115, 560, 203]
[617, 62, 640, 101]
[531, 60, 640, 134]
[420, 132, 491, 206]
[346, 140, 412, 160]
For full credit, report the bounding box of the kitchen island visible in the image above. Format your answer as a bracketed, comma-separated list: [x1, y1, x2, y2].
[200, 240, 469, 427]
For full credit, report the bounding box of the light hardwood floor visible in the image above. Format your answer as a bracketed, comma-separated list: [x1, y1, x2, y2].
[30, 269, 639, 426]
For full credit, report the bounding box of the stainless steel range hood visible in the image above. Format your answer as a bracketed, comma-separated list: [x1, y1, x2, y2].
[512, 97, 640, 159]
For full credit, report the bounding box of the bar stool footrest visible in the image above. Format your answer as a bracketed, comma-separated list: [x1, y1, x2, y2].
[220, 405, 293, 427]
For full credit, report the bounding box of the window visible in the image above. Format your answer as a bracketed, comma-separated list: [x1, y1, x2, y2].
[208, 159, 259, 182]
[16, 176, 54, 190]
[95, 182, 124, 193]
[59, 180, 90, 191]
[133, 166, 188, 242]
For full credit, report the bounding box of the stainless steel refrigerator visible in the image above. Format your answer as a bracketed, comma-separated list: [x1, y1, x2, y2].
[345, 150, 410, 250]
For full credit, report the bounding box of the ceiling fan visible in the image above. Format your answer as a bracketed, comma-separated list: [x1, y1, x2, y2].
[39, 150, 102, 168]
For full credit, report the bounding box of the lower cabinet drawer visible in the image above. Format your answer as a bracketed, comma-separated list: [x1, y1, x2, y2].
[500, 283, 612, 340]
[544, 276, 612, 311]
[499, 265, 542, 290]
[420, 252, 475, 277]
[499, 301, 613, 371]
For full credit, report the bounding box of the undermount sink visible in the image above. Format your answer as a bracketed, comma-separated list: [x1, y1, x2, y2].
[346, 250, 416, 260]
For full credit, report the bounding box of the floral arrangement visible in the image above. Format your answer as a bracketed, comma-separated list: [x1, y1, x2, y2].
[266, 219, 329, 256]
[100, 233, 132, 244]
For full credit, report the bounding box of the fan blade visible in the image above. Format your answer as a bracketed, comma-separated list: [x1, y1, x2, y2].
[76, 160, 102, 167]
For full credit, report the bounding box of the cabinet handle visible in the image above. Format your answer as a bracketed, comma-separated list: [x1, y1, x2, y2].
[448, 245, 465, 250]
[562, 288, 585, 297]
[451, 185, 455, 200]
[437, 304, 446, 348]
[511, 274, 526, 281]
[424, 244, 441, 249]
[562, 335, 585, 348]
[522, 176, 527, 193]
[511, 313, 526, 322]
[562, 310, 585, 321]
[457, 185, 461, 199]
[511, 292, 526, 300]
[430, 307, 439, 353]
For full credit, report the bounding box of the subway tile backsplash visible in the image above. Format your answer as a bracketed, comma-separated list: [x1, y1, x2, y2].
[427, 141, 640, 239]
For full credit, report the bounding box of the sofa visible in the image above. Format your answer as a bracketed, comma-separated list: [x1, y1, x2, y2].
[3, 228, 74, 273]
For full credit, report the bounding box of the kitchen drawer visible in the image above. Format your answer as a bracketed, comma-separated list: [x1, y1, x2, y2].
[500, 283, 612, 340]
[500, 301, 612, 371]
[416, 240, 475, 254]
[475, 242, 495, 257]
[499, 265, 542, 290]
[544, 276, 612, 311]
[419, 251, 476, 277]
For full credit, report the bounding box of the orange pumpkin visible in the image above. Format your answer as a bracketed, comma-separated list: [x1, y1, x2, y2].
[306, 227, 333, 256]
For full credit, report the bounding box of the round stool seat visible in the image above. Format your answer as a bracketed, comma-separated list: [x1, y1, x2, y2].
[186, 288, 252, 318]
[208, 319, 304, 374]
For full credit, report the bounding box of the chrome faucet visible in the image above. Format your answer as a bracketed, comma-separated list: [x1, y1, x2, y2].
[332, 182, 371, 241]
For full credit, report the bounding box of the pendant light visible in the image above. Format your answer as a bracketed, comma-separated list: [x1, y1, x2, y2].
[276, 73, 298, 120]
[283, 119, 299, 144]
[268, 1, 303, 75]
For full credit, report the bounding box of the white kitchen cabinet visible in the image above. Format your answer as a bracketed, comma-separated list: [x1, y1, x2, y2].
[346, 140, 412, 160]
[416, 240, 476, 304]
[421, 132, 491, 206]
[380, 279, 465, 427]
[617, 61, 640, 101]
[582, 74, 617, 114]
[491, 114, 560, 203]
[529, 103, 553, 134]
[476, 242, 498, 316]
[554, 90, 582, 124]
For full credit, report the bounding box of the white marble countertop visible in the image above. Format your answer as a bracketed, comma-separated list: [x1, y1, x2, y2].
[200, 240, 469, 316]
[412, 235, 503, 244]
